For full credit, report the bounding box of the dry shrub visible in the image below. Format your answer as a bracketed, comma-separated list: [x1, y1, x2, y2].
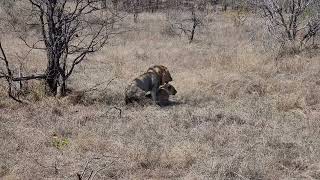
[161, 141, 197, 169]
[0, 100, 8, 109]
[160, 24, 180, 37]
[267, 78, 302, 95]
[245, 82, 265, 97]
[94, 89, 124, 105]
[61, 87, 123, 106]
[267, 140, 308, 172]
[276, 93, 305, 111]
[75, 133, 103, 153]
[0, 165, 10, 178]
[224, 9, 248, 27]
[305, 84, 320, 106]
[63, 91, 86, 105]
[2, 10, 320, 179]
[276, 56, 307, 74]
[213, 74, 267, 99]
[23, 81, 47, 102]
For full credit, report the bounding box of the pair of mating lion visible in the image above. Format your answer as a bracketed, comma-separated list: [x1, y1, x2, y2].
[125, 65, 177, 106]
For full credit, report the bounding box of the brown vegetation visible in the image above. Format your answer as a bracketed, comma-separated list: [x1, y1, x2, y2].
[1, 1, 320, 179]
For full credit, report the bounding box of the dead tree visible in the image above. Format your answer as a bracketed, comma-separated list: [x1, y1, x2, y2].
[25, 0, 117, 97]
[168, 4, 205, 43]
[189, 8, 201, 43]
[257, 0, 320, 53]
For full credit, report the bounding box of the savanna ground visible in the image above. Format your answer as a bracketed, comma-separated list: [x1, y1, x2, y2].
[1, 9, 320, 179]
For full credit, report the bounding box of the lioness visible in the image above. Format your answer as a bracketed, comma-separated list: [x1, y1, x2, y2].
[146, 83, 177, 106]
[125, 65, 173, 104]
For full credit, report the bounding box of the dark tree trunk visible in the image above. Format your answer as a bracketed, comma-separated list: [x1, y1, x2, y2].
[148, 0, 152, 12]
[189, 10, 197, 43]
[222, 1, 228, 11]
[44, 2, 64, 96]
[56, 74, 66, 97]
[155, 0, 159, 11]
[189, 21, 196, 43]
[46, 53, 60, 95]
[134, 0, 139, 23]
[29, 0, 112, 97]
[223, 4, 227, 11]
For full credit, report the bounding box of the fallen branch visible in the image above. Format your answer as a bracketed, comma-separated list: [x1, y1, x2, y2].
[77, 156, 116, 180]
[0, 74, 46, 81]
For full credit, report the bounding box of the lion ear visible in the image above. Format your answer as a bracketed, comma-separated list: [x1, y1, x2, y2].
[163, 67, 168, 74]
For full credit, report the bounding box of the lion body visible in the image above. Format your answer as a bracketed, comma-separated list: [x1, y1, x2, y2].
[125, 72, 160, 104]
[124, 65, 173, 105]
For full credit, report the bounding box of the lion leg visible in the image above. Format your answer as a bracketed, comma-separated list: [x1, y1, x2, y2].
[150, 87, 159, 104]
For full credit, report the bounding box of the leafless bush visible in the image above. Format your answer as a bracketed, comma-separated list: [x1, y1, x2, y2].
[161, 24, 180, 37]
[257, 0, 320, 54]
[167, 5, 206, 43]
[0, 0, 124, 101]
[207, 0, 252, 11]
[0, 1, 27, 33]
[230, 8, 248, 27]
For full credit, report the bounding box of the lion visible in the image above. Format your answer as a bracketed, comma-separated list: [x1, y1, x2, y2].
[146, 83, 177, 106]
[125, 65, 173, 105]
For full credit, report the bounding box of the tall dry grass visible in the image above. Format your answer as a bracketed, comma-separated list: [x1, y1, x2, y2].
[1, 10, 320, 179]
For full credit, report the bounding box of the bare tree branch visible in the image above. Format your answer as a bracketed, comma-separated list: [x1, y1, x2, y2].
[0, 42, 23, 103]
[22, 0, 123, 97]
[257, 0, 320, 53]
[0, 40, 49, 103]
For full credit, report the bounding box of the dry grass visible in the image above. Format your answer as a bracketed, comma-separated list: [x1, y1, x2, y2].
[1, 11, 320, 179]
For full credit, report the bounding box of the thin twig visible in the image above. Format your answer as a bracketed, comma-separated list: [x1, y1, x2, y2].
[110, 106, 122, 118]
[90, 161, 115, 180]
[81, 157, 101, 178]
[82, 77, 116, 93]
